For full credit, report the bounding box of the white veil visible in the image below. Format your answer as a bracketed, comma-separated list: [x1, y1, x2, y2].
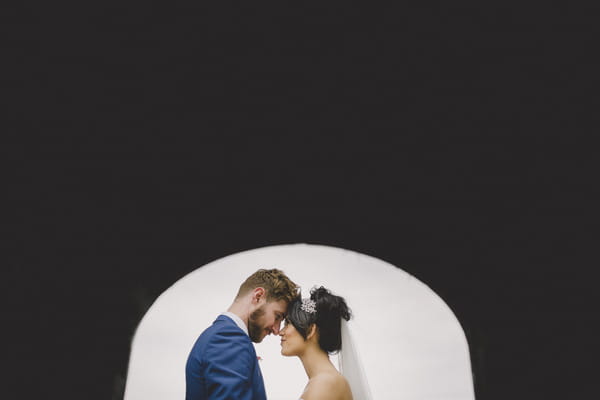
[338, 319, 373, 400]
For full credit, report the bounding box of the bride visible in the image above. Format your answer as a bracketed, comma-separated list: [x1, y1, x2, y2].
[279, 286, 371, 400]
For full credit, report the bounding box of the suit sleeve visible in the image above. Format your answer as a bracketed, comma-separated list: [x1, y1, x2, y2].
[204, 331, 256, 400]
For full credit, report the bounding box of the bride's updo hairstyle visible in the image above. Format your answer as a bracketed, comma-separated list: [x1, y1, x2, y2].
[286, 286, 351, 354]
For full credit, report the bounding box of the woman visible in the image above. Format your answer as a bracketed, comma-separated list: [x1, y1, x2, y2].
[279, 286, 363, 400]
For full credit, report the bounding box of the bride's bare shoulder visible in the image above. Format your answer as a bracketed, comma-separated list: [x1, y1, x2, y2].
[303, 371, 352, 400]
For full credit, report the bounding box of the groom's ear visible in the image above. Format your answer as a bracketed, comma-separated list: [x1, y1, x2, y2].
[252, 287, 266, 303]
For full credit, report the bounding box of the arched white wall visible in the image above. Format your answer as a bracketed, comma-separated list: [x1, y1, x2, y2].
[124, 244, 475, 400]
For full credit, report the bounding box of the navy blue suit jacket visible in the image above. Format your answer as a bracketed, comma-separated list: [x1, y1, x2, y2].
[185, 315, 266, 400]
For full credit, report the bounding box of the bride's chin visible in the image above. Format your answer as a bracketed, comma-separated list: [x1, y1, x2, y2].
[280, 348, 294, 357]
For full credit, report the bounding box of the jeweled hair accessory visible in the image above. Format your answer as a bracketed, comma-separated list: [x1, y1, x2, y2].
[300, 298, 317, 314]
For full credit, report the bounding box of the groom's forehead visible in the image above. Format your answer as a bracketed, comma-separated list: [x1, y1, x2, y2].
[267, 299, 288, 313]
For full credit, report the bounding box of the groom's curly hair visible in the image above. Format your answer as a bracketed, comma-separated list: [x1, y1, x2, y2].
[286, 286, 351, 354]
[236, 268, 299, 303]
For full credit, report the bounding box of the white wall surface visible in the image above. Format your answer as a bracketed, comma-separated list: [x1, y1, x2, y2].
[124, 244, 475, 400]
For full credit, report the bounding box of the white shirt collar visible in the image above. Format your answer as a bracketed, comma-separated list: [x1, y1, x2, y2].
[220, 312, 249, 336]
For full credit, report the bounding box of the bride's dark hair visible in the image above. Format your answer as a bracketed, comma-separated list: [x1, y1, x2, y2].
[286, 286, 351, 354]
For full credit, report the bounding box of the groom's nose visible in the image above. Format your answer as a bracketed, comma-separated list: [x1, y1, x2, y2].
[271, 323, 281, 335]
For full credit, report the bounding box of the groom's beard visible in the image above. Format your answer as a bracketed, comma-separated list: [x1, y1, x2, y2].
[248, 306, 266, 343]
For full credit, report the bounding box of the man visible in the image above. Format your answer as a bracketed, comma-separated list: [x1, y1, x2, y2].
[185, 268, 299, 400]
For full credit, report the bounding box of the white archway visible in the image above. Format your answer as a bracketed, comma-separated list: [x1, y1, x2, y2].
[124, 244, 475, 400]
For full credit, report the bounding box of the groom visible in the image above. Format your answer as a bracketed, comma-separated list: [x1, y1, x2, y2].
[185, 268, 299, 400]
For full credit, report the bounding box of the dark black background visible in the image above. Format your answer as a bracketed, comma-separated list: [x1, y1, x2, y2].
[4, 3, 596, 399]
